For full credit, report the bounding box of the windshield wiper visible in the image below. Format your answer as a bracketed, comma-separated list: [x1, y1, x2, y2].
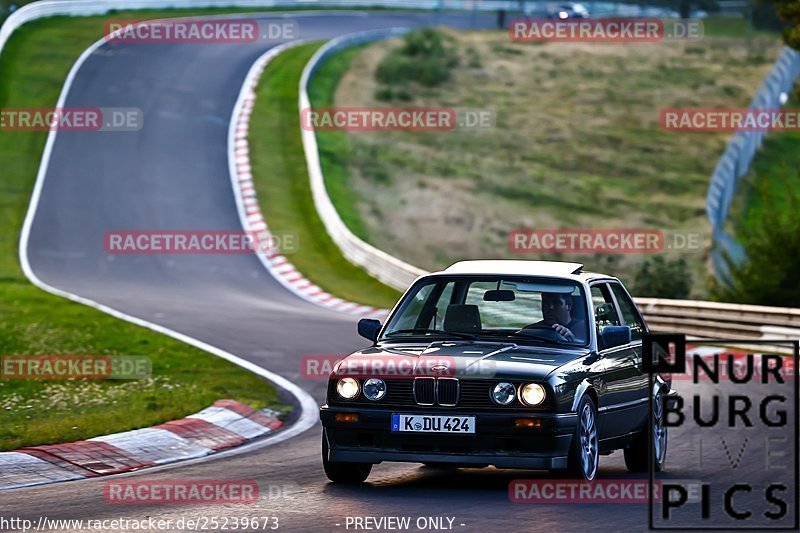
[384, 328, 477, 340]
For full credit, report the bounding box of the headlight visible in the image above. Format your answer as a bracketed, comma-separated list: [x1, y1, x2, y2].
[492, 382, 516, 405]
[362, 378, 386, 401]
[520, 383, 546, 406]
[336, 377, 359, 399]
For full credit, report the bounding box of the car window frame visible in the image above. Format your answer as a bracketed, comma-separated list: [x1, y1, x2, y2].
[606, 281, 649, 343]
[588, 281, 629, 354]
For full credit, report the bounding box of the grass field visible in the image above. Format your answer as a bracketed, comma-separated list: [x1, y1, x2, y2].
[0, 11, 296, 451]
[732, 86, 800, 235]
[248, 43, 402, 309]
[316, 19, 784, 297]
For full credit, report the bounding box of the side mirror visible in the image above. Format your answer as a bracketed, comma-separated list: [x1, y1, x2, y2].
[358, 318, 381, 343]
[599, 326, 631, 350]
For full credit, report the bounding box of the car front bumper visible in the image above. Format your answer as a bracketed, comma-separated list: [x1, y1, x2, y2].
[320, 405, 577, 470]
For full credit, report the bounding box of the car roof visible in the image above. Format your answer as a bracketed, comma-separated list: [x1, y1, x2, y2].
[429, 260, 619, 284]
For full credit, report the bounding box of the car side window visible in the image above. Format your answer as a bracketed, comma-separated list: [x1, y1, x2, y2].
[590, 284, 620, 333]
[610, 283, 645, 341]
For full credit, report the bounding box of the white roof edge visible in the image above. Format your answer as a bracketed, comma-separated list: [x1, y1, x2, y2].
[440, 260, 585, 277]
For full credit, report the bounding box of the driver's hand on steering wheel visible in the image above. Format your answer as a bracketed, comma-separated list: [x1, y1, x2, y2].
[552, 323, 575, 342]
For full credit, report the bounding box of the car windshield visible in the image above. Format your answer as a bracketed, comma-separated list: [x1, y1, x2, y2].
[381, 276, 589, 346]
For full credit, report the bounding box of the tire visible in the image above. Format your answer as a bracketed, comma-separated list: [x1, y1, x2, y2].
[624, 386, 668, 473]
[322, 429, 372, 484]
[565, 395, 599, 480]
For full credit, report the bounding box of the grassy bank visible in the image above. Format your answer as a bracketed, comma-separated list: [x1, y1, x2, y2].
[0, 11, 295, 451]
[248, 43, 402, 308]
[315, 21, 784, 297]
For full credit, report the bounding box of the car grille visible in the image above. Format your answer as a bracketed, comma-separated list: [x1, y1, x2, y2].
[328, 379, 550, 410]
[413, 377, 435, 405]
[436, 378, 459, 406]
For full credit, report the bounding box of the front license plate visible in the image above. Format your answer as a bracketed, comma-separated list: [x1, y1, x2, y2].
[391, 414, 475, 434]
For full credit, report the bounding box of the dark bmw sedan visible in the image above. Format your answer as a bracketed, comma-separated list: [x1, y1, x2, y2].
[320, 260, 672, 482]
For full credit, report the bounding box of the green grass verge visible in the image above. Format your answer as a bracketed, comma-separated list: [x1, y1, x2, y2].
[248, 43, 402, 309]
[307, 45, 373, 242]
[0, 11, 301, 451]
[701, 15, 782, 39]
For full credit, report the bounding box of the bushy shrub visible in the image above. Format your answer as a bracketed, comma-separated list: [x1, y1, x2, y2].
[633, 257, 693, 299]
[712, 177, 800, 306]
[375, 29, 459, 91]
[768, 0, 800, 49]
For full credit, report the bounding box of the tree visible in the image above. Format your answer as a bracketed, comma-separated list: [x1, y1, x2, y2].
[766, 0, 800, 49]
[633, 257, 693, 299]
[712, 176, 800, 306]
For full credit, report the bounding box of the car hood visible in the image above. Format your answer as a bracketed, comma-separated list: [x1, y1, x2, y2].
[334, 340, 594, 381]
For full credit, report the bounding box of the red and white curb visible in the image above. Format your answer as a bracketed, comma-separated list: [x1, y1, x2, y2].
[0, 400, 282, 491]
[227, 42, 389, 320]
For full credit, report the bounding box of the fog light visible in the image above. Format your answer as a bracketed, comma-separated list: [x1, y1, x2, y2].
[335, 413, 359, 423]
[515, 418, 542, 428]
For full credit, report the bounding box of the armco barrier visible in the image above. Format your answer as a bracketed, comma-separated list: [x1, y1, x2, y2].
[636, 297, 800, 348]
[707, 46, 800, 281]
[299, 28, 427, 291]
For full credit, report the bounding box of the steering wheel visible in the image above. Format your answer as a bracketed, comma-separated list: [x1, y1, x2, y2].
[515, 324, 567, 341]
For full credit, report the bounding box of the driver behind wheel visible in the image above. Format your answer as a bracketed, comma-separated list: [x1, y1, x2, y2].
[533, 292, 586, 343]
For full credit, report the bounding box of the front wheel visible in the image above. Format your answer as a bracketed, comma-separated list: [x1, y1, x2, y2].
[565, 395, 599, 480]
[624, 387, 668, 472]
[322, 429, 372, 484]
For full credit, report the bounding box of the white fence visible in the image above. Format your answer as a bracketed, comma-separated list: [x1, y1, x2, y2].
[299, 28, 428, 291]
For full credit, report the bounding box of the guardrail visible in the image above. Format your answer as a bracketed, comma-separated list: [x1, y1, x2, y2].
[707, 46, 800, 281]
[636, 298, 800, 347]
[299, 28, 428, 290]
